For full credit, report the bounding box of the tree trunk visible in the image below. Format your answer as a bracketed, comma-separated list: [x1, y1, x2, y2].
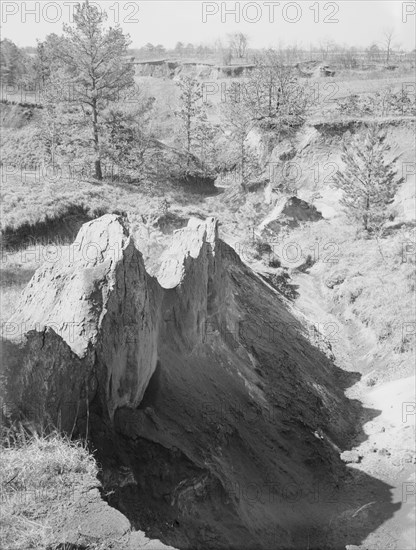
[364, 195, 370, 230]
[95, 159, 102, 180]
[186, 112, 191, 171]
[51, 120, 55, 168]
[92, 98, 102, 180]
[241, 139, 245, 189]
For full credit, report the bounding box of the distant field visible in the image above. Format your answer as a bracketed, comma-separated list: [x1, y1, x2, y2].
[134, 69, 415, 132]
[136, 67, 414, 98]
[325, 72, 414, 97]
[3, 63, 412, 106]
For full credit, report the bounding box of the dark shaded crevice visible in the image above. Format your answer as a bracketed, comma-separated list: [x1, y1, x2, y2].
[108, 374, 113, 399]
[89, 409, 251, 550]
[137, 360, 161, 410]
[172, 174, 218, 194]
[1, 205, 107, 250]
[50, 544, 88, 550]
[259, 271, 300, 300]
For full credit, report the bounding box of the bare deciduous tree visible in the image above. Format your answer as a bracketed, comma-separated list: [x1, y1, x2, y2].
[383, 28, 395, 66]
[174, 76, 216, 177]
[228, 33, 249, 60]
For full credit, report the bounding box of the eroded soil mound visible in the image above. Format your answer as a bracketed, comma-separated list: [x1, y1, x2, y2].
[0, 214, 395, 549]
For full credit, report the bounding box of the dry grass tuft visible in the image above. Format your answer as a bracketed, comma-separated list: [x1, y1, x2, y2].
[0, 428, 98, 550]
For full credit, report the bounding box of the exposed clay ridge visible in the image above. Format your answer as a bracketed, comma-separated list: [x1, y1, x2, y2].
[1, 214, 221, 428]
[6, 214, 131, 356]
[157, 216, 218, 289]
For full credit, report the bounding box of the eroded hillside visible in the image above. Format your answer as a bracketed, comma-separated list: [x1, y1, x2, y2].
[1, 214, 401, 549]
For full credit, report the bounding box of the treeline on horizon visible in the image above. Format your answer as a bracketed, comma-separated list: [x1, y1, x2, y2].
[1, 33, 414, 88]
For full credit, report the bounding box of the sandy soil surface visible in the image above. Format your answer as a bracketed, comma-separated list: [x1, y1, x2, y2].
[291, 268, 415, 550]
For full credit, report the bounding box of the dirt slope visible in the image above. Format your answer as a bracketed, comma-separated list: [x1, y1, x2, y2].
[1, 214, 401, 549]
[290, 266, 415, 550]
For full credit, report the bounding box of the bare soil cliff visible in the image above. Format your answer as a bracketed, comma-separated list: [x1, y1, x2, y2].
[0, 214, 394, 549]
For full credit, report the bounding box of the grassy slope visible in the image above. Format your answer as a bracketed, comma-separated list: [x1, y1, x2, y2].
[285, 220, 416, 377]
[0, 430, 98, 550]
[0, 170, 210, 323]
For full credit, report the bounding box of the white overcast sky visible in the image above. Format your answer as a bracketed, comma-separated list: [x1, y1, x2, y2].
[1, 1, 415, 50]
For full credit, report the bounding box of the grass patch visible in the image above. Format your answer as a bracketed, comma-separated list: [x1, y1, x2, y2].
[1, 170, 210, 236]
[1, 174, 111, 234]
[287, 220, 416, 356]
[1, 126, 45, 168]
[0, 429, 98, 550]
[0, 175, 210, 320]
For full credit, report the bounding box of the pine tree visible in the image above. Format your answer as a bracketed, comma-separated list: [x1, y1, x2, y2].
[174, 76, 209, 172]
[34, 34, 65, 87]
[194, 116, 218, 178]
[60, 2, 135, 180]
[245, 51, 311, 135]
[36, 72, 89, 170]
[34, 41, 49, 86]
[333, 125, 404, 232]
[0, 39, 27, 86]
[103, 96, 155, 180]
[221, 82, 258, 189]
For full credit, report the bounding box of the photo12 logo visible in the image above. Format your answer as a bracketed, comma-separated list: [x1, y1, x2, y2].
[402, 481, 415, 503]
[1, 1, 140, 25]
[402, 2, 416, 23]
[202, 1, 340, 24]
[401, 401, 415, 424]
